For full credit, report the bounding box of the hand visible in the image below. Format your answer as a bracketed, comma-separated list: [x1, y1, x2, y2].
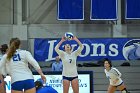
[62, 36, 66, 41]
[113, 79, 119, 84]
[41, 74, 46, 84]
[73, 36, 77, 40]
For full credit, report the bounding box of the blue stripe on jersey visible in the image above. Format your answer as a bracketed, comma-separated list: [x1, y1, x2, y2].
[112, 69, 119, 76]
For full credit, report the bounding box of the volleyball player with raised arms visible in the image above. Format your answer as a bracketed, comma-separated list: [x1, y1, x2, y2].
[103, 58, 130, 93]
[55, 32, 83, 93]
[0, 38, 46, 93]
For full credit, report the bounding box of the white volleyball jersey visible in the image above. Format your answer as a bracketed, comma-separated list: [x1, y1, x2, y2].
[0, 49, 40, 83]
[56, 46, 83, 77]
[104, 67, 123, 86]
[0, 54, 7, 76]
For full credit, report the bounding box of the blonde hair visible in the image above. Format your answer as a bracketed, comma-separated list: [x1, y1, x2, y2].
[7, 38, 20, 61]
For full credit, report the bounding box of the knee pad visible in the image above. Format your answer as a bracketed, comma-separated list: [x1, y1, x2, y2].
[121, 88, 129, 93]
[121, 90, 127, 93]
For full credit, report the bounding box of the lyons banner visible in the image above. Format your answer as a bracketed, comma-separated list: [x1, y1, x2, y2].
[34, 38, 140, 61]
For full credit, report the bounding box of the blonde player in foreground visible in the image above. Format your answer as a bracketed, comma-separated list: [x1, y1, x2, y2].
[0, 38, 46, 93]
[103, 58, 130, 93]
[55, 35, 83, 93]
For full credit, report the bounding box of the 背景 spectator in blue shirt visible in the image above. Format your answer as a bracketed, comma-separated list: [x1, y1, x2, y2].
[52, 56, 63, 71]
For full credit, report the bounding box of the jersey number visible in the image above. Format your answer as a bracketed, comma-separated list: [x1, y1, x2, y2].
[69, 59, 72, 63]
[13, 54, 21, 61]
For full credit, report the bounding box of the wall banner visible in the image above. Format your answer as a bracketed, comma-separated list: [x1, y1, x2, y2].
[34, 38, 140, 61]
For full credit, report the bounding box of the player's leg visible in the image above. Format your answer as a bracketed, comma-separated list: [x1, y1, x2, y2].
[71, 77, 79, 93]
[0, 75, 6, 93]
[107, 85, 116, 93]
[117, 83, 129, 93]
[63, 76, 70, 93]
[63, 79, 70, 93]
[24, 87, 36, 93]
[11, 90, 23, 93]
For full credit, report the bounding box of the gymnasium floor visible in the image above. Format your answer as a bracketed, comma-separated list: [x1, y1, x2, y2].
[94, 91, 140, 93]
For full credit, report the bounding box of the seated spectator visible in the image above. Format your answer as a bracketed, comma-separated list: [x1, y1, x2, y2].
[52, 56, 63, 71]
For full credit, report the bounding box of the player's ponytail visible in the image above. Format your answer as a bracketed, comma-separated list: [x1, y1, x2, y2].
[7, 38, 20, 61]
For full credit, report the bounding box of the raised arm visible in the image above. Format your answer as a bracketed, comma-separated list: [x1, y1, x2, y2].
[55, 37, 65, 58]
[73, 36, 83, 48]
[55, 36, 65, 51]
[73, 36, 83, 56]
